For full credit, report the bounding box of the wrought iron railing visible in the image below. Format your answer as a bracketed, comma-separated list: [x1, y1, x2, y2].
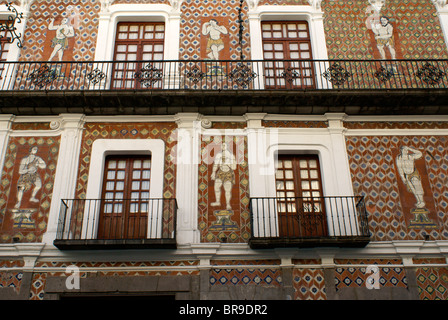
[249, 196, 370, 240]
[0, 59, 447, 91]
[55, 198, 177, 242]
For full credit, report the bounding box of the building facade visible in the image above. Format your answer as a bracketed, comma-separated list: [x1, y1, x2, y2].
[0, 0, 448, 300]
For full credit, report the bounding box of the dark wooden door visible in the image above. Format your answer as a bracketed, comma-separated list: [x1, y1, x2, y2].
[262, 21, 315, 89]
[275, 155, 327, 237]
[112, 22, 165, 89]
[98, 156, 151, 239]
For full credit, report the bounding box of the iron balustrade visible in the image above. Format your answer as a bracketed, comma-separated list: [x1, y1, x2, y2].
[0, 59, 446, 91]
[56, 198, 177, 242]
[249, 196, 370, 241]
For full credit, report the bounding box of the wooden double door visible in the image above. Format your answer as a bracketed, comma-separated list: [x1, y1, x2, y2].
[97, 156, 151, 239]
[275, 155, 328, 237]
[262, 21, 315, 89]
[111, 22, 165, 89]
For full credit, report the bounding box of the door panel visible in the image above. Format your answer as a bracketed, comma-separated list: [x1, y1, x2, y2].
[262, 21, 315, 89]
[98, 156, 151, 239]
[275, 155, 327, 237]
[112, 22, 165, 89]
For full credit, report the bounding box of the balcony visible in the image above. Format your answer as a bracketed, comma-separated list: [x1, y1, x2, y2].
[53, 198, 177, 250]
[1, 59, 447, 115]
[248, 196, 370, 249]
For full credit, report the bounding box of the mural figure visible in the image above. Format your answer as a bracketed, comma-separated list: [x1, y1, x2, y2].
[395, 145, 439, 229]
[396, 146, 425, 209]
[48, 17, 75, 61]
[210, 142, 236, 210]
[370, 16, 396, 60]
[202, 19, 228, 60]
[14, 146, 46, 209]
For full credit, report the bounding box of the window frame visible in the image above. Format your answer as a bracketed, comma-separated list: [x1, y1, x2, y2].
[0, 20, 12, 62]
[246, 121, 357, 237]
[0, 8, 26, 90]
[247, 5, 329, 89]
[111, 21, 166, 89]
[82, 139, 165, 240]
[261, 20, 315, 89]
[274, 154, 328, 237]
[94, 4, 180, 63]
[98, 155, 152, 239]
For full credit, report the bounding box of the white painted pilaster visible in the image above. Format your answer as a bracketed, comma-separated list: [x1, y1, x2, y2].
[432, 1, 448, 53]
[325, 113, 352, 197]
[174, 113, 202, 245]
[42, 114, 86, 245]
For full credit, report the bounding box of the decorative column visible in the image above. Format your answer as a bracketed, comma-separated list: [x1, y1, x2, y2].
[247, 0, 262, 61]
[325, 113, 360, 237]
[174, 113, 202, 245]
[244, 113, 269, 198]
[94, 0, 113, 62]
[165, 1, 182, 88]
[42, 114, 85, 245]
[325, 113, 352, 196]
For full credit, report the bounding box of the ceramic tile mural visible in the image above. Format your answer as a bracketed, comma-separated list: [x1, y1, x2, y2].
[346, 135, 448, 241]
[179, 0, 251, 61]
[2, 0, 448, 302]
[19, 0, 100, 62]
[322, 0, 448, 60]
[0, 136, 60, 243]
[14, 0, 448, 64]
[198, 133, 251, 243]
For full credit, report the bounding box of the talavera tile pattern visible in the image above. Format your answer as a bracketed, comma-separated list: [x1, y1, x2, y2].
[346, 134, 448, 241]
[322, 0, 448, 60]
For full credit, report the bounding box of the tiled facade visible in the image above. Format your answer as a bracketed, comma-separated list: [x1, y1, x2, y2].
[323, 0, 448, 60]
[346, 134, 448, 241]
[0, 135, 60, 243]
[0, 0, 448, 302]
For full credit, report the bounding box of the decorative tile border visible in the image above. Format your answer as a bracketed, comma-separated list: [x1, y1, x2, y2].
[334, 259, 408, 291]
[210, 267, 282, 286]
[262, 120, 328, 128]
[345, 121, 448, 130]
[416, 266, 448, 300]
[293, 268, 326, 300]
